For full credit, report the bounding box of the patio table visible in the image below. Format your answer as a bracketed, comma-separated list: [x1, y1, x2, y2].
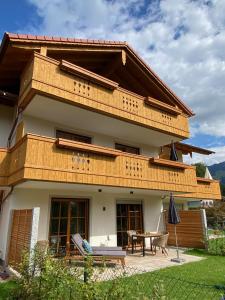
[131, 233, 163, 257]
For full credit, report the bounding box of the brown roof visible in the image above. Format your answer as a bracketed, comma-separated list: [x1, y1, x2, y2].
[4, 32, 127, 45]
[0, 32, 194, 116]
[165, 142, 215, 155]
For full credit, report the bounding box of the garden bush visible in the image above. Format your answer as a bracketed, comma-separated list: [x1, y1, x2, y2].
[9, 245, 152, 300]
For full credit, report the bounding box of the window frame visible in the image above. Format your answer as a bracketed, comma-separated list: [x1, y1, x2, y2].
[56, 129, 92, 144]
[115, 143, 140, 155]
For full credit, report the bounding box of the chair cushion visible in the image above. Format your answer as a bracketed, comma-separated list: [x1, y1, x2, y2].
[82, 239, 93, 254]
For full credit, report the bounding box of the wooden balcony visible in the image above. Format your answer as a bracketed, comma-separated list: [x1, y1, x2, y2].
[19, 53, 190, 139]
[0, 148, 9, 186]
[179, 177, 221, 200]
[0, 134, 199, 194]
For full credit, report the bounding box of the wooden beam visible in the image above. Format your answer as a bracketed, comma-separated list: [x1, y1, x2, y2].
[127, 53, 177, 106]
[40, 46, 47, 56]
[115, 66, 148, 96]
[100, 51, 127, 77]
[121, 50, 126, 65]
[60, 59, 119, 90]
[12, 44, 122, 53]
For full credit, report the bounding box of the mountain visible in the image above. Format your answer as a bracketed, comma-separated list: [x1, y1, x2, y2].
[208, 161, 225, 184]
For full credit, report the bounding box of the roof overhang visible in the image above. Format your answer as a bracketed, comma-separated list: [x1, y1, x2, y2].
[165, 142, 215, 155]
[0, 32, 194, 116]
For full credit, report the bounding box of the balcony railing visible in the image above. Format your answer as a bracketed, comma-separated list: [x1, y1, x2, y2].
[0, 134, 201, 194]
[0, 148, 9, 186]
[19, 53, 190, 139]
[186, 177, 221, 200]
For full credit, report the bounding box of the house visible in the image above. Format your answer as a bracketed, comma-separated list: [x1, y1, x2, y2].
[0, 32, 221, 265]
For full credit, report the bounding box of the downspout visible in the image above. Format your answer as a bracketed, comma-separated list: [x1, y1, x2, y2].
[7, 107, 23, 148]
[0, 187, 14, 214]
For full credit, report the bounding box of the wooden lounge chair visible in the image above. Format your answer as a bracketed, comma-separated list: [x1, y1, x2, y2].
[71, 234, 126, 266]
[152, 233, 169, 256]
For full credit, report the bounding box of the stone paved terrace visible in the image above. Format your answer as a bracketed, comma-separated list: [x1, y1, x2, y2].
[71, 248, 204, 282]
[126, 247, 203, 272]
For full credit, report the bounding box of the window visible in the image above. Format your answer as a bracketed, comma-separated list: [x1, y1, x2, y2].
[56, 130, 92, 144]
[115, 143, 140, 155]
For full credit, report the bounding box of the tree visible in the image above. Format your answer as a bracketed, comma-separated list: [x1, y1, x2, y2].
[221, 184, 225, 196]
[205, 201, 225, 228]
[194, 162, 206, 178]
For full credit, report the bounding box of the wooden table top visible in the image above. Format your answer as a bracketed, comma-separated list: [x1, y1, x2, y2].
[133, 232, 163, 238]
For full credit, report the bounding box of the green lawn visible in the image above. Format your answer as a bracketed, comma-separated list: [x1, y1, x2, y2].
[101, 250, 225, 299]
[0, 280, 17, 300]
[1, 251, 225, 299]
[154, 249, 225, 285]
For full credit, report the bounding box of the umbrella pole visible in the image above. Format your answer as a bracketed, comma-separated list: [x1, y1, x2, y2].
[174, 224, 180, 260]
[171, 224, 185, 263]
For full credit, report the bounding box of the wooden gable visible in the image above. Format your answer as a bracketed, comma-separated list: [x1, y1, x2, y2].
[0, 32, 194, 116]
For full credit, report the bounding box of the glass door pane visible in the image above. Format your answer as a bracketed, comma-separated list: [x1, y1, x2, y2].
[49, 200, 69, 256]
[49, 198, 89, 256]
[68, 199, 88, 252]
[117, 203, 143, 248]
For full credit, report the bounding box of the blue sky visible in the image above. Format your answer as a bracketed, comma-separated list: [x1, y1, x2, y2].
[1, 0, 225, 165]
[0, 2, 38, 33]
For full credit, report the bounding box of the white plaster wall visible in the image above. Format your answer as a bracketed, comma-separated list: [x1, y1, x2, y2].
[89, 193, 117, 247]
[0, 104, 15, 147]
[143, 197, 163, 247]
[0, 194, 12, 260]
[23, 115, 160, 157]
[0, 187, 163, 260]
[177, 150, 183, 162]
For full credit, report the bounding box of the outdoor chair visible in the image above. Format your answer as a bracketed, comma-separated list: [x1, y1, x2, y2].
[127, 230, 142, 250]
[152, 233, 169, 256]
[71, 234, 126, 266]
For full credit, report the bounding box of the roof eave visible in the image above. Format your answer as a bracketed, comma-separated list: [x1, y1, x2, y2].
[0, 32, 10, 63]
[124, 44, 195, 117]
[0, 32, 195, 117]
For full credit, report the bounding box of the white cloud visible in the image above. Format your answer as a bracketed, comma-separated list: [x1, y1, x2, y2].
[183, 145, 225, 166]
[25, 0, 225, 148]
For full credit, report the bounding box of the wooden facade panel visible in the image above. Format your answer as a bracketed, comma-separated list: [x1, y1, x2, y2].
[0, 148, 9, 185]
[15, 121, 24, 143]
[164, 210, 205, 249]
[178, 179, 221, 200]
[14, 134, 198, 193]
[19, 53, 190, 139]
[8, 209, 32, 268]
[0, 134, 221, 199]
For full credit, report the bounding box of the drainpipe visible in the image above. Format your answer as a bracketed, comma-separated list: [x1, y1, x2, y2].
[7, 107, 23, 148]
[0, 187, 14, 215]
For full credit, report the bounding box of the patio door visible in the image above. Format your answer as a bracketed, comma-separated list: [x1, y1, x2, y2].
[117, 203, 143, 248]
[49, 198, 89, 256]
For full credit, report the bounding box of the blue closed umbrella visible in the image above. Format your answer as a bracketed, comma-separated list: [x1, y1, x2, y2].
[170, 142, 178, 161]
[168, 193, 184, 263]
[168, 193, 180, 225]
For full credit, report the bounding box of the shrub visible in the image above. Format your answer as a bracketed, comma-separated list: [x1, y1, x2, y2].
[10, 245, 149, 300]
[207, 238, 225, 256]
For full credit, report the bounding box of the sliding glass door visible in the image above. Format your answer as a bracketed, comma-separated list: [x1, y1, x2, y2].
[117, 203, 143, 248]
[49, 198, 89, 256]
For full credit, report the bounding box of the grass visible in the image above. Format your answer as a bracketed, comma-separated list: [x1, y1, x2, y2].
[0, 280, 17, 299]
[208, 228, 225, 235]
[101, 249, 225, 299]
[153, 248, 225, 285]
[1, 250, 225, 299]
